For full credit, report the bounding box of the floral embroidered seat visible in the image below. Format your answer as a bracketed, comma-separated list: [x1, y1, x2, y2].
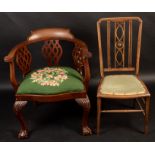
[17, 67, 84, 95]
[4, 28, 92, 139]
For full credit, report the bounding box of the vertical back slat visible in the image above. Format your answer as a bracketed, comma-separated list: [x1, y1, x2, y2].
[107, 21, 111, 68]
[114, 22, 117, 68]
[123, 22, 125, 68]
[128, 20, 133, 67]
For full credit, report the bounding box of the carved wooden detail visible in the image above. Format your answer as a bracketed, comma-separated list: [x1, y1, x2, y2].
[13, 101, 28, 139]
[114, 22, 125, 68]
[42, 40, 63, 66]
[72, 44, 85, 75]
[16, 46, 32, 76]
[75, 95, 92, 135]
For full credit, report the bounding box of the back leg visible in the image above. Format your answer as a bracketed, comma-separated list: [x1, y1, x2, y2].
[144, 97, 150, 135]
[97, 97, 101, 134]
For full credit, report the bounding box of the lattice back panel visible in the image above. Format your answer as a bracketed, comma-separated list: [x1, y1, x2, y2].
[72, 43, 85, 75]
[16, 46, 32, 76]
[42, 40, 63, 66]
[97, 17, 142, 73]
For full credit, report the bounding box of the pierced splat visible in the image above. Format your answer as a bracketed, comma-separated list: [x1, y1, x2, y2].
[42, 40, 63, 66]
[114, 22, 126, 68]
[16, 46, 32, 76]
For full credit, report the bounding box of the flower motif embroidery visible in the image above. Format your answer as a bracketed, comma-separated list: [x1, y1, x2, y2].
[30, 67, 68, 86]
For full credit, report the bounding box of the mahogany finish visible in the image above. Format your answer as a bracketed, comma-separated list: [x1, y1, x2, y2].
[97, 17, 151, 134]
[4, 28, 92, 139]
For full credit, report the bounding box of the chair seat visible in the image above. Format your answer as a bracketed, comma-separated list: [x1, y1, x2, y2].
[17, 66, 85, 95]
[100, 75, 146, 95]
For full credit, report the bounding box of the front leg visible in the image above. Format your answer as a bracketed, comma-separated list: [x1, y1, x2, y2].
[13, 101, 28, 139]
[75, 95, 92, 135]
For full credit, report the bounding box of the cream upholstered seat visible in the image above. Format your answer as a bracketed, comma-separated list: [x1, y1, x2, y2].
[100, 75, 146, 95]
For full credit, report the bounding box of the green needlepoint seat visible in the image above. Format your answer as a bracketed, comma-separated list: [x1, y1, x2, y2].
[17, 66, 85, 95]
[100, 75, 146, 95]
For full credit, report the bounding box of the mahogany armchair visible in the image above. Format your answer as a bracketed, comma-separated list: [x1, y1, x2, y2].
[4, 28, 92, 139]
[97, 17, 151, 134]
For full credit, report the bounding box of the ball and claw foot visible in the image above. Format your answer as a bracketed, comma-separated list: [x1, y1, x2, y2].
[76, 95, 92, 136]
[82, 126, 92, 136]
[14, 101, 29, 139]
[18, 129, 29, 139]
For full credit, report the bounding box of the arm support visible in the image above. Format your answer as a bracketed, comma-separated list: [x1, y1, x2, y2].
[4, 51, 19, 91]
[4, 41, 31, 91]
[72, 39, 92, 90]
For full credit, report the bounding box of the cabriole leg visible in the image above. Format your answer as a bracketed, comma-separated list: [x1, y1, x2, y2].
[13, 101, 28, 139]
[75, 95, 92, 135]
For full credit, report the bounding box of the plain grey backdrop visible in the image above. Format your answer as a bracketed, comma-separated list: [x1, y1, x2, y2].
[0, 12, 155, 141]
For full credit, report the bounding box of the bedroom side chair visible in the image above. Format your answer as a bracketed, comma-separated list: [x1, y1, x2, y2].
[96, 17, 151, 134]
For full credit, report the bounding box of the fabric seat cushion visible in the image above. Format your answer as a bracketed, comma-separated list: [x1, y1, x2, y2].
[100, 75, 146, 95]
[17, 66, 85, 95]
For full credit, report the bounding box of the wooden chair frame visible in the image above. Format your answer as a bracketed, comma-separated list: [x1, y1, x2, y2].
[97, 17, 151, 134]
[4, 28, 92, 139]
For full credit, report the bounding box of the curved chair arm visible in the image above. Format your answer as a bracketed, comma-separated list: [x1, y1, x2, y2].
[4, 41, 28, 62]
[72, 39, 92, 90]
[4, 41, 31, 91]
[4, 53, 19, 91]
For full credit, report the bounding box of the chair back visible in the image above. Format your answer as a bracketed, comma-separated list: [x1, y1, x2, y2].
[97, 17, 143, 77]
